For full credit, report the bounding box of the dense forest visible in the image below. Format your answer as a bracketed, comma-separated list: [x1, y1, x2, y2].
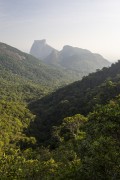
[28, 61, 120, 146]
[0, 43, 120, 179]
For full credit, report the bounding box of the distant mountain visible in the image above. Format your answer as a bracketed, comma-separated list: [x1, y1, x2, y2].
[30, 39, 56, 59]
[44, 45, 111, 73]
[30, 40, 111, 76]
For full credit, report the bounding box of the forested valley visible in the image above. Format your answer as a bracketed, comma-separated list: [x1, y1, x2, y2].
[0, 43, 120, 179]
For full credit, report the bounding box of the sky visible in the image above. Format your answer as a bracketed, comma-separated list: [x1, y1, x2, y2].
[1, 0, 120, 62]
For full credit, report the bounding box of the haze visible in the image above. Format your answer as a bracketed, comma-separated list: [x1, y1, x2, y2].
[1, 0, 120, 62]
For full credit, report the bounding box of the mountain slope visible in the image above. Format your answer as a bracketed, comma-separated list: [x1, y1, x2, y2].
[0, 42, 79, 89]
[28, 60, 120, 144]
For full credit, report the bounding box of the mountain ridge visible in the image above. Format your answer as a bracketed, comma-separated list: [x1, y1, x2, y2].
[30, 39, 111, 76]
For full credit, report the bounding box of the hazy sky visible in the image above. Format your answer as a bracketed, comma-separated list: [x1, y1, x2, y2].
[1, 0, 120, 61]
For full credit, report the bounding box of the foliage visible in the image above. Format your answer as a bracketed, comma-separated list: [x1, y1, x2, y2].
[28, 60, 120, 144]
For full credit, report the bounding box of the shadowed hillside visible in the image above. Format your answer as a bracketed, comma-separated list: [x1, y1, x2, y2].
[28, 60, 120, 145]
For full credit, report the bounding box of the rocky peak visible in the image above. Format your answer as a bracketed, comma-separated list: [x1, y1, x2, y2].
[30, 39, 55, 59]
[62, 45, 73, 52]
[34, 39, 46, 46]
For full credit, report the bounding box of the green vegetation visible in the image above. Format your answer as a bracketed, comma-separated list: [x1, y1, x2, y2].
[1, 98, 120, 179]
[28, 60, 120, 145]
[0, 43, 120, 179]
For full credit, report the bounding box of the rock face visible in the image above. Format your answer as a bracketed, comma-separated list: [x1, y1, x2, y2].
[30, 40, 111, 74]
[30, 39, 55, 59]
[44, 49, 60, 66]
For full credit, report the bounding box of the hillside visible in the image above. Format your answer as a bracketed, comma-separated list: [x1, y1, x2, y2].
[0, 42, 78, 89]
[0, 42, 82, 157]
[28, 60, 120, 144]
